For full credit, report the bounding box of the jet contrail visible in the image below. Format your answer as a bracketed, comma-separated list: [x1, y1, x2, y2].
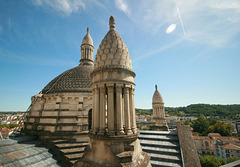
[175, 1, 186, 35]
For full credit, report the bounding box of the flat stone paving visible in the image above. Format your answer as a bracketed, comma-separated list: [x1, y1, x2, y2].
[0, 136, 62, 167]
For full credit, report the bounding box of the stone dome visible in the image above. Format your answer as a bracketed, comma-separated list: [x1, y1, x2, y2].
[82, 27, 93, 46]
[42, 65, 93, 94]
[93, 16, 132, 72]
[152, 85, 164, 104]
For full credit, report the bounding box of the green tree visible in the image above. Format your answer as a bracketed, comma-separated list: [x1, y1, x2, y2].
[193, 115, 209, 136]
[0, 124, 10, 129]
[200, 155, 225, 167]
[9, 124, 18, 129]
[184, 120, 193, 126]
[192, 132, 199, 136]
[207, 121, 232, 136]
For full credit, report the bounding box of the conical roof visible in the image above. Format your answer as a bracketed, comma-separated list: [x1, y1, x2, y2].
[152, 85, 164, 104]
[93, 16, 133, 72]
[82, 27, 93, 46]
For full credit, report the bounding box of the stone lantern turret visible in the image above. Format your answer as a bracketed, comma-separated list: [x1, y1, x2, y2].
[152, 85, 168, 131]
[74, 16, 151, 167]
[80, 27, 94, 65]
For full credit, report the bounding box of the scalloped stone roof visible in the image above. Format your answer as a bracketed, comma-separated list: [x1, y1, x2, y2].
[82, 27, 93, 46]
[42, 65, 93, 94]
[94, 16, 132, 71]
[152, 85, 164, 104]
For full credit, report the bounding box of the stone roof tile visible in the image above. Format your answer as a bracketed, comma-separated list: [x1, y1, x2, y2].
[93, 16, 133, 72]
[42, 64, 93, 94]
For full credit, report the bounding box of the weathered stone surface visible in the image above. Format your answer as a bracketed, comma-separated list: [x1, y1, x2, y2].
[177, 123, 201, 167]
[152, 85, 168, 130]
[73, 135, 151, 167]
[42, 65, 93, 94]
[93, 23, 132, 72]
[0, 136, 62, 167]
[76, 16, 151, 167]
[152, 85, 164, 104]
[81, 27, 93, 46]
[24, 29, 94, 138]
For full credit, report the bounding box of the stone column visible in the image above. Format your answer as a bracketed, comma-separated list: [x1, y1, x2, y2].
[107, 84, 115, 135]
[116, 84, 124, 135]
[93, 87, 100, 134]
[130, 87, 136, 133]
[154, 105, 157, 117]
[163, 107, 165, 118]
[124, 86, 132, 135]
[153, 106, 155, 117]
[160, 107, 161, 118]
[156, 107, 158, 118]
[158, 107, 160, 118]
[91, 89, 95, 133]
[99, 86, 106, 135]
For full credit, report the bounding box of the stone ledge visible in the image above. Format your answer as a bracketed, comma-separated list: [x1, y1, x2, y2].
[89, 132, 139, 141]
[177, 123, 201, 167]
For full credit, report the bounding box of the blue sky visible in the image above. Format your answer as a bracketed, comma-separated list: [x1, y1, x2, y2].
[0, 0, 240, 111]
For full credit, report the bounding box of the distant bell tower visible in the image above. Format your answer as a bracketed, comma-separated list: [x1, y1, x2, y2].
[152, 85, 168, 131]
[80, 27, 94, 65]
[74, 16, 151, 167]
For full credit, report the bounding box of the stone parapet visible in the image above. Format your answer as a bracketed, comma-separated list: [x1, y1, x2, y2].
[177, 123, 201, 167]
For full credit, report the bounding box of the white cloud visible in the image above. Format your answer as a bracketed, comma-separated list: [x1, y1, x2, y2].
[32, 0, 86, 16]
[125, 0, 240, 47]
[115, 0, 129, 14]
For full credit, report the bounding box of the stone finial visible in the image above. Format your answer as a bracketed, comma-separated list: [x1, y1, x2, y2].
[109, 16, 115, 29]
[87, 27, 89, 34]
[155, 85, 157, 90]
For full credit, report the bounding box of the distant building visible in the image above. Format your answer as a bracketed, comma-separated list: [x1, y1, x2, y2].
[219, 143, 240, 161]
[216, 136, 240, 158]
[193, 136, 215, 155]
[165, 117, 179, 129]
[0, 127, 11, 139]
[193, 132, 240, 160]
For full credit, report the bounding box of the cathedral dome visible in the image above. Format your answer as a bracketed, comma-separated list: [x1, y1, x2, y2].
[152, 85, 164, 104]
[81, 27, 93, 46]
[42, 28, 94, 94]
[93, 16, 133, 72]
[42, 65, 93, 94]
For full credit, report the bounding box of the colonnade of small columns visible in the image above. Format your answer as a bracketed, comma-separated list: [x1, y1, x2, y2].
[91, 83, 137, 136]
[81, 46, 93, 61]
[153, 105, 165, 119]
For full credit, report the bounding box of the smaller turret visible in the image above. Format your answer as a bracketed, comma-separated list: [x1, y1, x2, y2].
[152, 84, 168, 131]
[80, 27, 94, 65]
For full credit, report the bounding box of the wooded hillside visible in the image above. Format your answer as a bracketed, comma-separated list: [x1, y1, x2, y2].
[136, 104, 240, 118]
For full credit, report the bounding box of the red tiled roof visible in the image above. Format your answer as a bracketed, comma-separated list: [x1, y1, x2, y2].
[208, 133, 221, 137]
[193, 136, 212, 140]
[221, 143, 240, 151]
[0, 127, 11, 132]
[218, 137, 240, 143]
